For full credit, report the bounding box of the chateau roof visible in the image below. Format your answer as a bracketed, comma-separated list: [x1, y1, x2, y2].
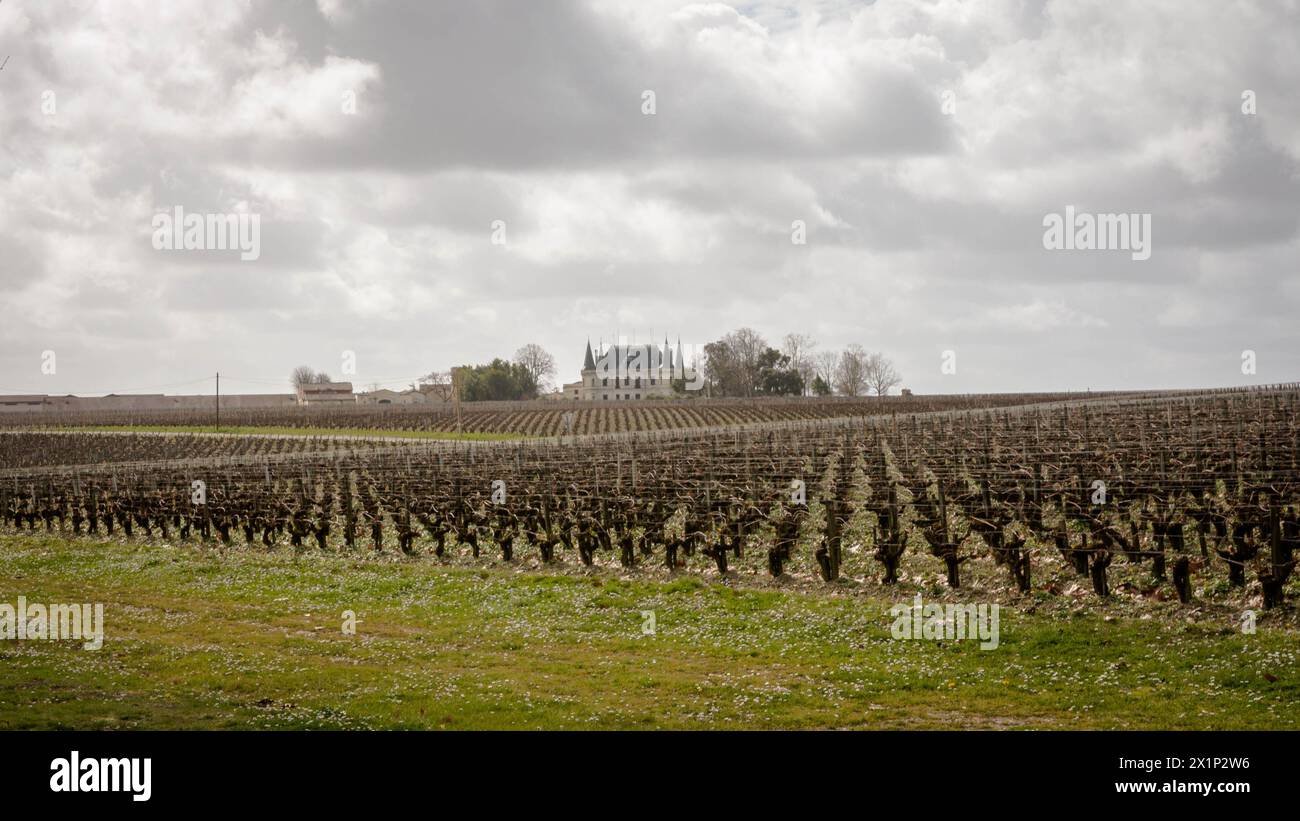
[582, 339, 694, 376]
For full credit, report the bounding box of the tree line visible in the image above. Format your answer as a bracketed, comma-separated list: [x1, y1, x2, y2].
[290, 366, 338, 387]
[701, 329, 901, 398]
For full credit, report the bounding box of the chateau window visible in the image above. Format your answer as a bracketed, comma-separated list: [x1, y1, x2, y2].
[602, 394, 608, 400]
[635, 394, 640, 399]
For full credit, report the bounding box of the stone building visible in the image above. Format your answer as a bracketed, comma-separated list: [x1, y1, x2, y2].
[296, 382, 355, 405]
[561, 339, 695, 401]
[356, 387, 435, 405]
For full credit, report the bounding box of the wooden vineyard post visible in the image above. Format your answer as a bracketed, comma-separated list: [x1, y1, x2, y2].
[1260, 501, 1293, 609]
[451, 367, 464, 434]
[1172, 556, 1192, 603]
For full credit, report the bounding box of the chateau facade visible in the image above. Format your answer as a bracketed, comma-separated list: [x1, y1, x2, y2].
[561, 339, 695, 401]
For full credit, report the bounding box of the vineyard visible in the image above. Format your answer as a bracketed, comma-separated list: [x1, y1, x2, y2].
[0, 390, 1168, 437]
[4, 387, 1298, 614]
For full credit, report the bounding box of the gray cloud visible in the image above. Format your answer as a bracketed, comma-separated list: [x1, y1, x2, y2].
[0, 0, 1296, 396]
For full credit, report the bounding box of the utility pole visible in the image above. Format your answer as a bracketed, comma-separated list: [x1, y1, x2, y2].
[215, 372, 220, 430]
[451, 367, 463, 433]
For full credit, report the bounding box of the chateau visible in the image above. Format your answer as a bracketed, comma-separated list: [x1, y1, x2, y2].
[561, 339, 695, 401]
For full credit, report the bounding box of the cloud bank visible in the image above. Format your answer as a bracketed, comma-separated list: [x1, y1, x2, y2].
[1, 0, 1296, 395]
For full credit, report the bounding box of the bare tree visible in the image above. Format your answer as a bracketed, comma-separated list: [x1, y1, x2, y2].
[513, 343, 557, 392]
[782, 333, 817, 396]
[311, 371, 334, 384]
[418, 370, 455, 401]
[865, 352, 902, 396]
[815, 350, 838, 389]
[291, 366, 316, 389]
[835, 344, 868, 397]
[729, 327, 766, 397]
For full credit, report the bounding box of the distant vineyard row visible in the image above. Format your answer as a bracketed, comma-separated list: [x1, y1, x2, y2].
[0, 391, 1169, 436]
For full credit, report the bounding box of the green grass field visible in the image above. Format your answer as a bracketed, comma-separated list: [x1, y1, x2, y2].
[1, 534, 1295, 730]
[43, 425, 521, 441]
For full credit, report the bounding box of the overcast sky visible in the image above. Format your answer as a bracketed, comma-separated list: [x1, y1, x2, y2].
[1, 0, 1297, 396]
